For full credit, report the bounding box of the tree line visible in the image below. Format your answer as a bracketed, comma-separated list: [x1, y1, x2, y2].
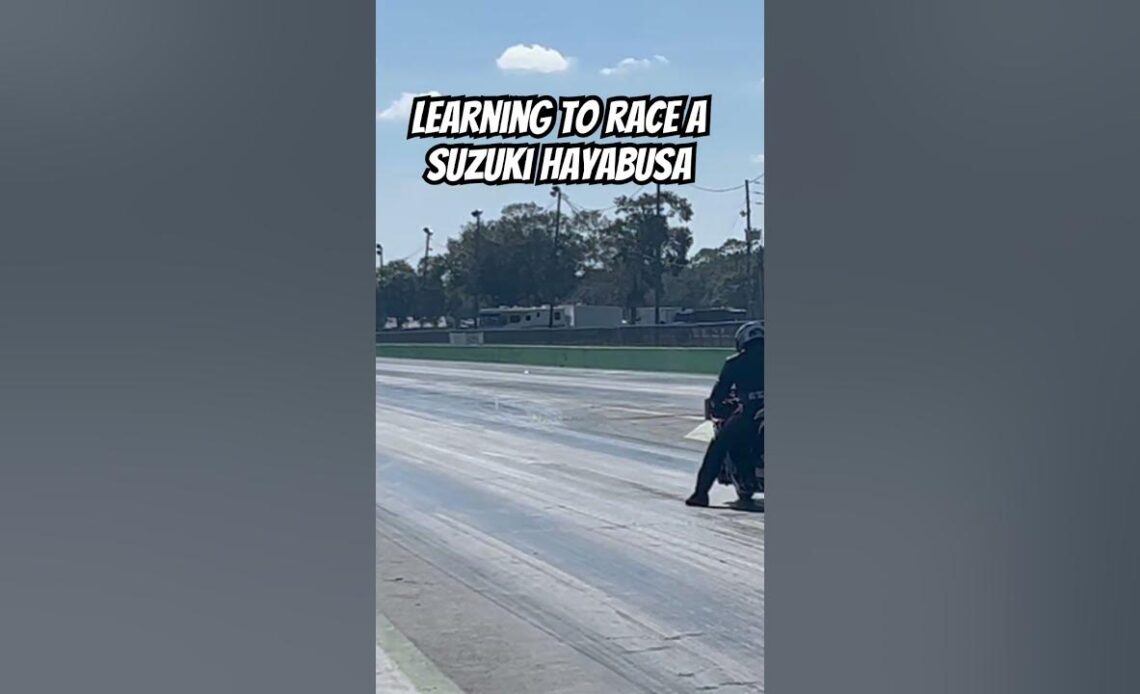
[376, 190, 762, 328]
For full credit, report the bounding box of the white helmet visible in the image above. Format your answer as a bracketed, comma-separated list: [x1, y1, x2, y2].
[734, 320, 765, 352]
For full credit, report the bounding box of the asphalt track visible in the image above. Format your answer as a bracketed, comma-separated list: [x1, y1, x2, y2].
[377, 358, 764, 693]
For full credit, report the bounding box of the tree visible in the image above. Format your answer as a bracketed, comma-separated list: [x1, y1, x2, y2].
[443, 202, 589, 313]
[377, 189, 761, 331]
[376, 261, 417, 328]
[546, 208, 595, 306]
[588, 191, 693, 319]
[664, 238, 752, 310]
[414, 255, 447, 326]
[567, 208, 620, 306]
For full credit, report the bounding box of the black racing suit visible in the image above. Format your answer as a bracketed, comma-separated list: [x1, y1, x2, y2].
[693, 342, 764, 498]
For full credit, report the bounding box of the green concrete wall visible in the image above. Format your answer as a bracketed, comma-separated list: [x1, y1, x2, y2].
[375, 344, 732, 375]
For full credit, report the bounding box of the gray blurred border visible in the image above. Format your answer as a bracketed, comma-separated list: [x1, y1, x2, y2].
[768, 1, 1140, 692]
[6, 1, 1140, 692]
[1, 1, 374, 692]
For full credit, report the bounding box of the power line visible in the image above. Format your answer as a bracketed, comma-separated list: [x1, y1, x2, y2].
[393, 246, 423, 263]
[509, 179, 759, 217]
[565, 196, 612, 216]
[691, 183, 746, 193]
[562, 183, 649, 213]
[727, 211, 744, 236]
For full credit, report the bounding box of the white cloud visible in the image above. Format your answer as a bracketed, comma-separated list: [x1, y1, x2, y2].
[600, 55, 669, 76]
[496, 44, 572, 73]
[751, 153, 765, 167]
[376, 91, 441, 122]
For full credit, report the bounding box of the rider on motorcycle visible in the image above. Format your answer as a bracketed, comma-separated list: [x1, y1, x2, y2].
[685, 320, 764, 507]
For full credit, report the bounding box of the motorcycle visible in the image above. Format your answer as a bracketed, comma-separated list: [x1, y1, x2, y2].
[703, 394, 765, 504]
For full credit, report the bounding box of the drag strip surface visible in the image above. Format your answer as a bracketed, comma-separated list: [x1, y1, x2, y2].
[377, 358, 764, 693]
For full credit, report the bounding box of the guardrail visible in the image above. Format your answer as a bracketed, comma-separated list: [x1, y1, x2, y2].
[375, 321, 743, 348]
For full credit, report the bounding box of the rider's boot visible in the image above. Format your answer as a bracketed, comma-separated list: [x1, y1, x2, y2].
[685, 491, 709, 507]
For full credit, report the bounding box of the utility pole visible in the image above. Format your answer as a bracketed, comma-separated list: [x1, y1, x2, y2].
[548, 186, 562, 328]
[471, 209, 483, 326]
[376, 243, 384, 269]
[744, 179, 754, 319]
[654, 182, 663, 326]
[421, 227, 433, 274]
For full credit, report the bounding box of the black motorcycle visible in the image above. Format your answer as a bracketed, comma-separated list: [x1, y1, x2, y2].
[703, 394, 764, 504]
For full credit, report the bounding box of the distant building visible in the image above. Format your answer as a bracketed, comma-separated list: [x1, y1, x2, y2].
[478, 304, 623, 329]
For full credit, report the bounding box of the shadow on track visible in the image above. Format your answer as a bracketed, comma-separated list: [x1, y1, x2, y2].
[718, 498, 765, 514]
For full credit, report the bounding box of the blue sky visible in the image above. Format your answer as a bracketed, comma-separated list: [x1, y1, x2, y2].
[376, 0, 763, 265]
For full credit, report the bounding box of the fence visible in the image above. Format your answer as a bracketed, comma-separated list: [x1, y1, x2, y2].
[375, 321, 745, 348]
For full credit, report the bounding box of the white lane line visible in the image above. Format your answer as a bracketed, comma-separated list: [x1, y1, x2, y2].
[684, 421, 715, 443]
[604, 405, 705, 421]
[376, 642, 418, 693]
[377, 611, 464, 693]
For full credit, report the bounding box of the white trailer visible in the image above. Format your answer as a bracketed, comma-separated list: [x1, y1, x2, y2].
[634, 306, 682, 325]
[478, 304, 623, 329]
[564, 304, 623, 327]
